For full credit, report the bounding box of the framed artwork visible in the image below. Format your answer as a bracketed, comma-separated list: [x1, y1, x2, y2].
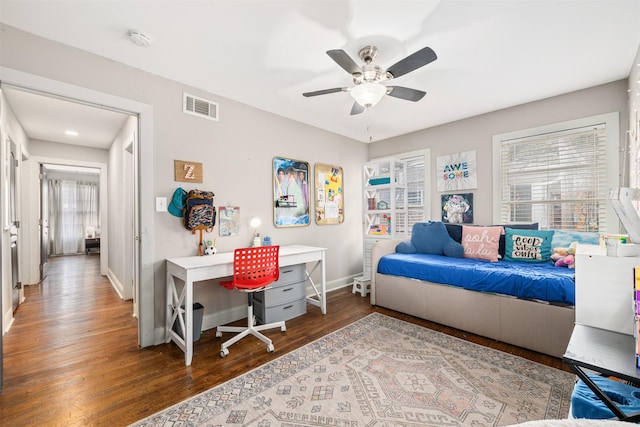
[437, 150, 477, 192]
[273, 156, 310, 227]
[174, 159, 203, 183]
[314, 163, 344, 225]
[441, 193, 474, 224]
[218, 206, 240, 237]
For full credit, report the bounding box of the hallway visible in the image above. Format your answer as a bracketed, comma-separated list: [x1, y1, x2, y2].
[0, 255, 138, 425]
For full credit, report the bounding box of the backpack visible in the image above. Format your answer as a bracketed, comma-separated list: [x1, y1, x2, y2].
[184, 189, 216, 231]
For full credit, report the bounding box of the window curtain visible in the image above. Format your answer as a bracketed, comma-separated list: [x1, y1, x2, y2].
[48, 179, 100, 255]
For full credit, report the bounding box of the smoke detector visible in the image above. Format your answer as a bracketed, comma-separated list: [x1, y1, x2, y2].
[128, 30, 152, 47]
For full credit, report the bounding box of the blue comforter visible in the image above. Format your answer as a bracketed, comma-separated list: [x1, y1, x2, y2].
[377, 253, 575, 305]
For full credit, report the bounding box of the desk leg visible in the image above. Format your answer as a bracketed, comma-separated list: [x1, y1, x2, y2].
[166, 272, 173, 343]
[320, 251, 326, 314]
[185, 280, 193, 366]
[305, 256, 327, 315]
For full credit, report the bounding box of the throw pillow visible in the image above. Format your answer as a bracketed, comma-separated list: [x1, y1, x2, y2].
[493, 223, 539, 259]
[550, 229, 600, 248]
[410, 221, 454, 255]
[504, 228, 554, 263]
[443, 240, 465, 258]
[444, 223, 463, 243]
[461, 226, 504, 262]
[395, 241, 417, 254]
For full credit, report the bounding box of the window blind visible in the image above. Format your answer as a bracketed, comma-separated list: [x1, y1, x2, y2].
[404, 155, 426, 234]
[498, 124, 607, 231]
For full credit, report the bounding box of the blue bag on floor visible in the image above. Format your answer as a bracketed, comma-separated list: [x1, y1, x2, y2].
[572, 373, 640, 420]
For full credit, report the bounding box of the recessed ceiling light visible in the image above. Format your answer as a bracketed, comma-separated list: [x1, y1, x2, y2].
[128, 30, 152, 47]
[65, 130, 78, 136]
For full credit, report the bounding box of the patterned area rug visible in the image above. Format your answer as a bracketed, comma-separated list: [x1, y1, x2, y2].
[131, 313, 575, 426]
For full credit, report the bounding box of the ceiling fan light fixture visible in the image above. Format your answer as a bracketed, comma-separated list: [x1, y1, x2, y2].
[350, 82, 386, 109]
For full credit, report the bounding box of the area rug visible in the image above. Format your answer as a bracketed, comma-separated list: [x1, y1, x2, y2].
[131, 313, 575, 426]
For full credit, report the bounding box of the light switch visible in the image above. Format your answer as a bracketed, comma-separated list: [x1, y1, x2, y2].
[156, 197, 167, 212]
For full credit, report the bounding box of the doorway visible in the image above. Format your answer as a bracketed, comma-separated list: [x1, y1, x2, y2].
[40, 163, 102, 264]
[0, 66, 156, 351]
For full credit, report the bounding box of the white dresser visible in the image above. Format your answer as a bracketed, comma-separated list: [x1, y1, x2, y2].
[575, 244, 640, 335]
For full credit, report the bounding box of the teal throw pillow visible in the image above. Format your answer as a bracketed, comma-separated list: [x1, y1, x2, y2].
[504, 228, 554, 263]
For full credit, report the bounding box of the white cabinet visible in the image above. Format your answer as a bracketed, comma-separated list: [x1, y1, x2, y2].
[361, 158, 408, 280]
[575, 244, 639, 335]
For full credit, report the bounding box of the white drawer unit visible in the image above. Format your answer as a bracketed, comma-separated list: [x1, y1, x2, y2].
[254, 264, 307, 324]
[575, 244, 640, 335]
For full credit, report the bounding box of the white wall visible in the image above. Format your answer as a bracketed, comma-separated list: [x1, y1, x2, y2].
[0, 25, 368, 343]
[0, 91, 29, 333]
[369, 80, 629, 225]
[629, 45, 640, 187]
[108, 115, 137, 300]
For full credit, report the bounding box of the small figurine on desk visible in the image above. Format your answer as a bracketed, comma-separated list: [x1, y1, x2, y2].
[204, 239, 217, 255]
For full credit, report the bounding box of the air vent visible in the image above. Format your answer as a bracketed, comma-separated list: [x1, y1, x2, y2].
[183, 93, 219, 121]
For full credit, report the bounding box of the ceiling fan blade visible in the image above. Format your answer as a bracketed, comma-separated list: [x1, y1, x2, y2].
[326, 49, 362, 76]
[386, 86, 426, 102]
[303, 87, 348, 97]
[350, 102, 365, 115]
[386, 47, 437, 79]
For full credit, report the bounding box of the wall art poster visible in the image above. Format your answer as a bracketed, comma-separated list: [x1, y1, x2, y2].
[314, 163, 344, 225]
[437, 150, 477, 191]
[441, 193, 474, 224]
[273, 157, 310, 227]
[218, 206, 240, 237]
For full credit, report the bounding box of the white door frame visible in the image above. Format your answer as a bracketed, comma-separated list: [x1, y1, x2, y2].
[0, 67, 155, 347]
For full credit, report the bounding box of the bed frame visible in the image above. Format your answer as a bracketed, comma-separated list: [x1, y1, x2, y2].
[371, 239, 575, 358]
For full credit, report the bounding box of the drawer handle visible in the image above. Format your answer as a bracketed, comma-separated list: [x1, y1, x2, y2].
[282, 287, 293, 292]
[282, 269, 294, 274]
[283, 305, 293, 310]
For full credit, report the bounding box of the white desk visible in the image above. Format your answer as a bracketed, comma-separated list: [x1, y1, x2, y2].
[166, 245, 327, 365]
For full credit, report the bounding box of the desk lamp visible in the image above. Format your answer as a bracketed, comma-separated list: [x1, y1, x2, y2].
[250, 217, 261, 247]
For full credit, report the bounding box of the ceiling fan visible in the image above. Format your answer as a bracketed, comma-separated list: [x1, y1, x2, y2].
[303, 45, 437, 115]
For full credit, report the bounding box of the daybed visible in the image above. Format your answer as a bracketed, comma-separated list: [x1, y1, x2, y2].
[370, 221, 596, 358]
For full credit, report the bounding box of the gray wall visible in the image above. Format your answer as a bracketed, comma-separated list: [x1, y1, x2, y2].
[368, 80, 629, 225]
[0, 25, 367, 341]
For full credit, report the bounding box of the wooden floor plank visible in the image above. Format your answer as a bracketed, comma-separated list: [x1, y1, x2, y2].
[0, 254, 570, 426]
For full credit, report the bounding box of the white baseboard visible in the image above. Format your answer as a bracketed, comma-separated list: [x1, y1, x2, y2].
[107, 268, 125, 300]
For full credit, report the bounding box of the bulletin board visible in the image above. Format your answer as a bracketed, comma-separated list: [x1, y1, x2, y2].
[314, 163, 344, 225]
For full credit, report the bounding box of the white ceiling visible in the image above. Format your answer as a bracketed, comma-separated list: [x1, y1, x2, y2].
[1, 86, 131, 149]
[1, 0, 640, 145]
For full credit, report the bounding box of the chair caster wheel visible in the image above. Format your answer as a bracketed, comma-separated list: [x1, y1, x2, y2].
[220, 348, 229, 358]
[267, 344, 274, 353]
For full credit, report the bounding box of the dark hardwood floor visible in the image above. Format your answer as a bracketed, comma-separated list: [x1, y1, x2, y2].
[0, 255, 571, 426]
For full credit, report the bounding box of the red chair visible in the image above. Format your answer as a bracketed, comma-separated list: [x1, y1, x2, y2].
[215, 246, 286, 357]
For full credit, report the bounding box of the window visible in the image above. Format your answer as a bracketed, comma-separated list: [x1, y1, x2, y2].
[493, 113, 619, 232]
[399, 149, 430, 235]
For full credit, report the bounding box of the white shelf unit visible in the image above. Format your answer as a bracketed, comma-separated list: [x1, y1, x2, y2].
[361, 158, 408, 281]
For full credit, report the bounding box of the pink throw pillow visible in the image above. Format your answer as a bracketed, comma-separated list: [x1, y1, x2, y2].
[461, 226, 504, 262]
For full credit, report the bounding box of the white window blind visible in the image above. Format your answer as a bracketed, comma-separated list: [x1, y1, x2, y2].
[498, 124, 607, 231]
[403, 155, 426, 234]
